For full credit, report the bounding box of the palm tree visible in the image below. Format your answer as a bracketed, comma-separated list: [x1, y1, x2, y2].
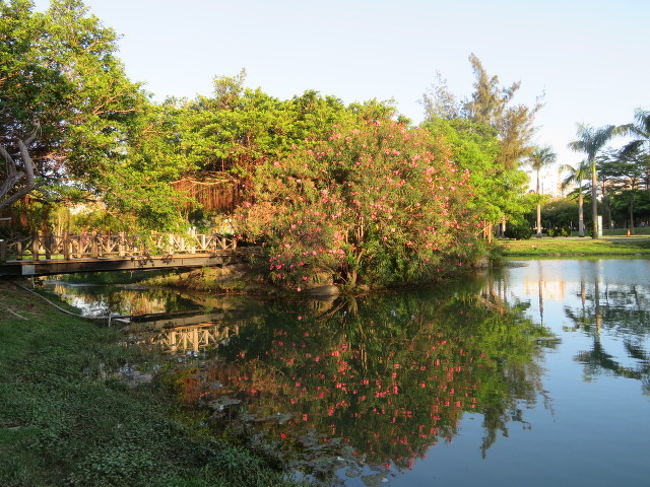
[527, 146, 557, 237]
[560, 161, 589, 237]
[568, 124, 615, 239]
[618, 109, 650, 197]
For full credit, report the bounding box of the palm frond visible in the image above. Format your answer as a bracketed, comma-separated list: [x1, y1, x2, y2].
[619, 139, 644, 158]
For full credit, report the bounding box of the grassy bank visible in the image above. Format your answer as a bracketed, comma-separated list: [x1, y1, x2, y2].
[499, 236, 650, 257]
[0, 283, 297, 487]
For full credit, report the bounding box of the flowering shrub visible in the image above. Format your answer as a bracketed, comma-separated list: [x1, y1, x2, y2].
[236, 119, 483, 288]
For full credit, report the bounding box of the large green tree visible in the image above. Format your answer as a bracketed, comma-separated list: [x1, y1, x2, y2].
[568, 124, 615, 239]
[462, 54, 541, 169]
[421, 55, 541, 235]
[599, 148, 648, 231]
[0, 0, 144, 212]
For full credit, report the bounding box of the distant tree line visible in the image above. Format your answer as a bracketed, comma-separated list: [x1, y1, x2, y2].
[561, 110, 650, 237]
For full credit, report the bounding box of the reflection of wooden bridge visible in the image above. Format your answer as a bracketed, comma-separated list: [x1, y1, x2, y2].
[161, 323, 239, 353]
[124, 311, 241, 353]
[0, 232, 246, 277]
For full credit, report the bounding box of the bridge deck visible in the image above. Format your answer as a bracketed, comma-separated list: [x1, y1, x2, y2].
[0, 251, 244, 277]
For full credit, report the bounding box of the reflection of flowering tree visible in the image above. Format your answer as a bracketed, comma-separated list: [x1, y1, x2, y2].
[172, 281, 549, 475]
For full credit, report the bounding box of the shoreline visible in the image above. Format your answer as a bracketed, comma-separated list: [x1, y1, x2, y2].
[498, 236, 650, 257]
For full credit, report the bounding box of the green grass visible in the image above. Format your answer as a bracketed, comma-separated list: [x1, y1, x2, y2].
[499, 236, 650, 256]
[0, 283, 298, 487]
[601, 227, 650, 236]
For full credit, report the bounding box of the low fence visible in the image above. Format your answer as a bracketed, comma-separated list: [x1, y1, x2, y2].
[0, 232, 237, 263]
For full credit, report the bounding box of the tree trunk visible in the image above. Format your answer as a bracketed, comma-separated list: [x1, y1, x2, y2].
[591, 159, 598, 239]
[629, 193, 635, 234]
[578, 192, 585, 237]
[600, 179, 609, 230]
[536, 169, 542, 237]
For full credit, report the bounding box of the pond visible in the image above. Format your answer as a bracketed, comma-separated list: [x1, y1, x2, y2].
[43, 259, 650, 486]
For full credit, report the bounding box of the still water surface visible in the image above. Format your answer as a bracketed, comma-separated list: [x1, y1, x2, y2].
[45, 259, 650, 486]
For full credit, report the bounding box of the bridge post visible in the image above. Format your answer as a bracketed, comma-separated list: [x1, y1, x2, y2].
[44, 233, 52, 260]
[31, 232, 40, 262]
[118, 232, 125, 257]
[91, 232, 98, 258]
[0, 240, 6, 263]
[63, 233, 71, 261]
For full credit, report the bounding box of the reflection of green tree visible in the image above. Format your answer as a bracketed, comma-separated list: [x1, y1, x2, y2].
[175, 277, 550, 475]
[46, 283, 200, 316]
[564, 279, 650, 394]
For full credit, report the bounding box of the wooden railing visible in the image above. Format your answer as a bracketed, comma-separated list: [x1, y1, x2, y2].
[0, 231, 237, 263]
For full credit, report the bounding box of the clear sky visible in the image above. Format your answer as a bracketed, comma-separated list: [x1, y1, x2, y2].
[35, 0, 650, 192]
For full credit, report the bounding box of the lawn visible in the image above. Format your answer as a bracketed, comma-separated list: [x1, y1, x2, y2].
[499, 236, 650, 256]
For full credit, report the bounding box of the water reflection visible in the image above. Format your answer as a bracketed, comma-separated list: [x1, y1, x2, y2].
[168, 277, 550, 481]
[43, 281, 201, 317]
[561, 262, 650, 394]
[125, 317, 241, 354]
[43, 261, 650, 486]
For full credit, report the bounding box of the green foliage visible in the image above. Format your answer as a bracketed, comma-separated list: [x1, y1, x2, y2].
[504, 221, 533, 240]
[598, 147, 650, 229]
[539, 198, 579, 230]
[179, 72, 367, 178]
[546, 226, 570, 238]
[0, 1, 192, 230]
[422, 118, 534, 225]
[0, 0, 144, 178]
[237, 119, 483, 288]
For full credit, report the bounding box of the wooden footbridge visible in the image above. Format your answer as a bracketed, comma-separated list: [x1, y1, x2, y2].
[0, 231, 246, 277]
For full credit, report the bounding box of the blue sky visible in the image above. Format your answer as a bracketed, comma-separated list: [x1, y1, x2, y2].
[36, 0, 650, 192]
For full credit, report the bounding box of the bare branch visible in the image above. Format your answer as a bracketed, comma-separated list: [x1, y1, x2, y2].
[0, 143, 17, 179]
[23, 121, 41, 146]
[0, 135, 40, 210]
[17, 140, 35, 187]
[0, 180, 39, 210]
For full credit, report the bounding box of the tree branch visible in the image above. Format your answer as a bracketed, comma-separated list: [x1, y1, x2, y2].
[0, 133, 40, 210]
